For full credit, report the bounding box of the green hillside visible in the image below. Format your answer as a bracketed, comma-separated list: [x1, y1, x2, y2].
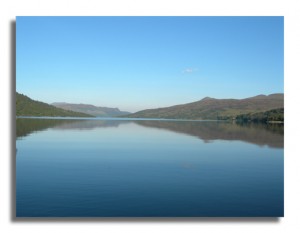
[16, 92, 93, 117]
[124, 94, 284, 120]
[236, 108, 284, 123]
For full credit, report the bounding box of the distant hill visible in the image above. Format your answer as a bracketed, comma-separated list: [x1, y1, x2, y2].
[16, 92, 93, 117]
[52, 102, 130, 117]
[124, 94, 284, 120]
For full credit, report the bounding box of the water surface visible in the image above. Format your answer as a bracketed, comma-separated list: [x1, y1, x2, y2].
[16, 118, 284, 217]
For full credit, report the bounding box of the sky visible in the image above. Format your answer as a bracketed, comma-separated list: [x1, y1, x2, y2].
[16, 16, 284, 112]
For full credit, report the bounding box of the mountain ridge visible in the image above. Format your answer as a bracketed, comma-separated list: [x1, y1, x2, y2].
[124, 93, 284, 120]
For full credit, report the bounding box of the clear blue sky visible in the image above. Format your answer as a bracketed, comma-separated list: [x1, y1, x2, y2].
[16, 16, 283, 112]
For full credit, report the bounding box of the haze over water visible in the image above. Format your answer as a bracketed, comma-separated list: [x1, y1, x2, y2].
[16, 118, 283, 217]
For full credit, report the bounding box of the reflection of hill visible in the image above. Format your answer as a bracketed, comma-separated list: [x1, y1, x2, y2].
[16, 118, 283, 148]
[135, 121, 283, 148]
[17, 118, 73, 139]
[16, 118, 127, 139]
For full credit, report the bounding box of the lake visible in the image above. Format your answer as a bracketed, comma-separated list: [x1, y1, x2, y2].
[16, 118, 284, 217]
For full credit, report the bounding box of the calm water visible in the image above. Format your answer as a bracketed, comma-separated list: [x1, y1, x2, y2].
[16, 118, 284, 217]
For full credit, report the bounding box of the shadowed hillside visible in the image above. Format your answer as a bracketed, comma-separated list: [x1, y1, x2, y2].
[236, 108, 284, 122]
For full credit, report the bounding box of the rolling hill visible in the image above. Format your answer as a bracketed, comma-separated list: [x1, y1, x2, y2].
[124, 94, 284, 120]
[16, 92, 93, 117]
[52, 102, 130, 117]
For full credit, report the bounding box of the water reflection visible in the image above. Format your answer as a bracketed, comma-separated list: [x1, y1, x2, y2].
[136, 120, 283, 148]
[16, 118, 126, 138]
[16, 118, 283, 148]
[16, 118, 284, 217]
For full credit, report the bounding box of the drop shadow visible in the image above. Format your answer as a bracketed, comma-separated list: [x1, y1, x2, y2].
[13, 217, 280, 223]
[10, 19, 280, 223]
[10, 20, 16, 222]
